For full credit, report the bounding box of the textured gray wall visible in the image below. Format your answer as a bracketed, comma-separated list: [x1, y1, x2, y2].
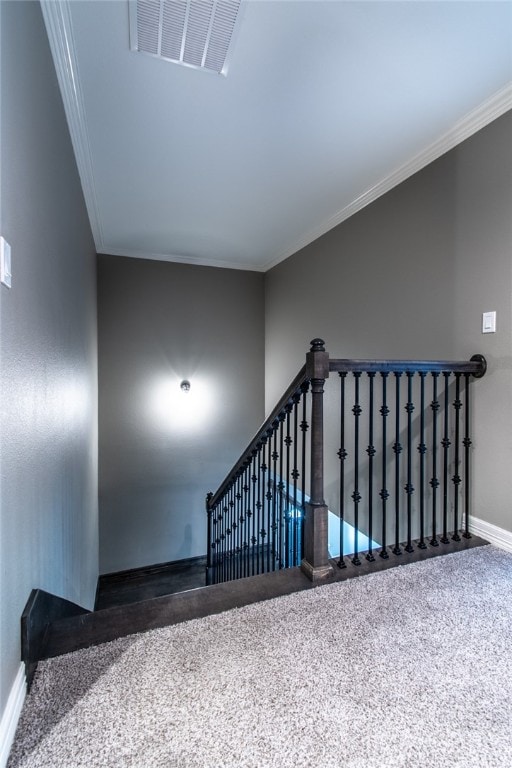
[98, 256, 264, 573]
[265, 111, 512, 534]
[0, 1, 98, 718]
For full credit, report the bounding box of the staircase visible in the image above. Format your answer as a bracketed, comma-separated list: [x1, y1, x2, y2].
[22, 339, 488, 682]
[207, 339, 487, 584]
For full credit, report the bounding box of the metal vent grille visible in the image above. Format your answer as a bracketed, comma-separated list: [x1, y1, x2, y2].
[130, 0, 242, 75]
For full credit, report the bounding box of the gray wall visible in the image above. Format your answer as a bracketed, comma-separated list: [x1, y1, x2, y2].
[265, 110, 512, 534]
[98, 255, 264, 573]
[0, 0, 98, 719]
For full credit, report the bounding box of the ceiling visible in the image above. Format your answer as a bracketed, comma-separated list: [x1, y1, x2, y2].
[42, 0, 512, 272]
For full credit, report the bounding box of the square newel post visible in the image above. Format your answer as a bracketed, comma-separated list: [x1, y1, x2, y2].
[205, 492, 214, 586]
[301, 339, 334, 582]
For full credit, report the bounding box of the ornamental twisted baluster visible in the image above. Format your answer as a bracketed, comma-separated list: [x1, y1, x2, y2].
[452, 373, 462, 542]
[366, 372, 376, 562]
[379, 372, 390, 560]
[404, 371, 415, 554]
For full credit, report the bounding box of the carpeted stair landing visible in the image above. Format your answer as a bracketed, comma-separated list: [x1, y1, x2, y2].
[8, 545, 512, 768]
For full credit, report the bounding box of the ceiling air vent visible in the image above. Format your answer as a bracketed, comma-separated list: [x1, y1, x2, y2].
[129, 0, 242, 75]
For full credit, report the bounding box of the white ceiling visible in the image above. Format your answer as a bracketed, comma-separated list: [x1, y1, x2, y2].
[43, 0, 512, 272]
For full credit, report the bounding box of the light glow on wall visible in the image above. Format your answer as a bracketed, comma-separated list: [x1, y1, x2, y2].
[149, 374, 216, 434]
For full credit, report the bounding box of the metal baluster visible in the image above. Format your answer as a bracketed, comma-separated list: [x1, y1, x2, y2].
[256, 443, 262, 574]
[223, 489, 228, 583]
[222, 499, 228, 582]
[285, 403, 292, 567]
[241, 470, 246, 577]
[452, 373, 462, 541]
[392, 372, 403, 556]
[230, 483, 235, 579]
[242, 462, 250, 578]
[366, 372, 376, 562]
[247, 461, 253, 575]
[262, 433, 268, 573]
[417, 373, 427, 549]
[440, 371, 451, 544]
[235, 476, 245, 579]
[237, 471, 243, 578]
[261, 438, 267, 574]
[258, 441, 265, 574]
[234, 480, 238, 578]
[292, 393, 300, 566]
[300, 382, 309, 563]
[379, 372, 389, 559]
[218, 502, 223, 583]
[232, 476, 238, 581]
[229, 482, 234, 582]
[337, 372, 347, 568]
[462, 373, 472, 539]
[278, 412, 285, 567]
[221, 499, 225, 583]
[251, 451, 258, 575]
[235, 473, 241, 580]
[352, 372, 362, 566]
[214, 502, 220, 584]
[265, 428, 273, 573]
[272, 420, 279, 571]
[430, 373, 440, 546]
[229, 483, 234, 581]
[404, 371, 415, 553]
[234, 478, 239, 580]
[216, 503, 220, 584]
[217, 502, 222, 584]
[235, 477, 240, 578]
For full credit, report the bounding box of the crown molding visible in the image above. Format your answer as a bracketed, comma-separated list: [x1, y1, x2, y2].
[265, 83, 512, 272]
[41, 0, 104, 250]
[98, 247, 265, 273]
[40, 1, 512, 274]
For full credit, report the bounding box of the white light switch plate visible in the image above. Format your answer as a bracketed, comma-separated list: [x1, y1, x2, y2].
[0, 236, 12, 288]
[482, 311, 496, 333]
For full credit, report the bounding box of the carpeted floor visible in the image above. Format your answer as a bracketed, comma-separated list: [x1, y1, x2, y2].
[8, 545, 512, 768]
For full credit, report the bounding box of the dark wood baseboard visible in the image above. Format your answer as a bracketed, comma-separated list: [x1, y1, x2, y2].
[98, 555, 207, 585]
[21, 589, 90, 687]
[95, 555, 207, 610]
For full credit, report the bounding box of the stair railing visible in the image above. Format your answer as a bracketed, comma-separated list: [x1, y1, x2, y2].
[329, 353, 486, 567]
[206, 340, 486, 585]
[206, 361, 312, 586]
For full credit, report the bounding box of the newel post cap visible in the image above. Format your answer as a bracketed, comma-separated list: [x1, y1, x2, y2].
[306, 338, 329, 379]
[310, 338, 325, 352]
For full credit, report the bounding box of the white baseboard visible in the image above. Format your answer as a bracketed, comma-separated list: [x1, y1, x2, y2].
[469, 516, 512, 554]
[0, 664, 26, 768]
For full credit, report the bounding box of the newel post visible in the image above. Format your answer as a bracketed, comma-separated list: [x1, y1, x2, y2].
[206, 492, 213, 586]
[301, 339, 334, 582]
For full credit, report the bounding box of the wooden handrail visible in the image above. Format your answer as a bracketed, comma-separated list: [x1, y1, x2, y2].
[208, 364, 308, 508]
[329, 355, 486, 377]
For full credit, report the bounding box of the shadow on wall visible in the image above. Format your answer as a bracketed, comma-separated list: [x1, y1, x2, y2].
[175, 523, 194, 561]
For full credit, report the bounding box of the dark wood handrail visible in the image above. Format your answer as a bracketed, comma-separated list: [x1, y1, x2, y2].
[329, 354, 486, 377]
[208, 364, 308, 508]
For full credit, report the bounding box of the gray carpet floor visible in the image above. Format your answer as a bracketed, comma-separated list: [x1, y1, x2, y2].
[8, 545, 512, 768]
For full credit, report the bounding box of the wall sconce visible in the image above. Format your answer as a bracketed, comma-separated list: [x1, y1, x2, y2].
[180, 380, 191, 393]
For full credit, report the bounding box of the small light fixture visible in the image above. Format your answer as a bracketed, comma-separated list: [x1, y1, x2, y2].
[180, 380, 191, 393]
